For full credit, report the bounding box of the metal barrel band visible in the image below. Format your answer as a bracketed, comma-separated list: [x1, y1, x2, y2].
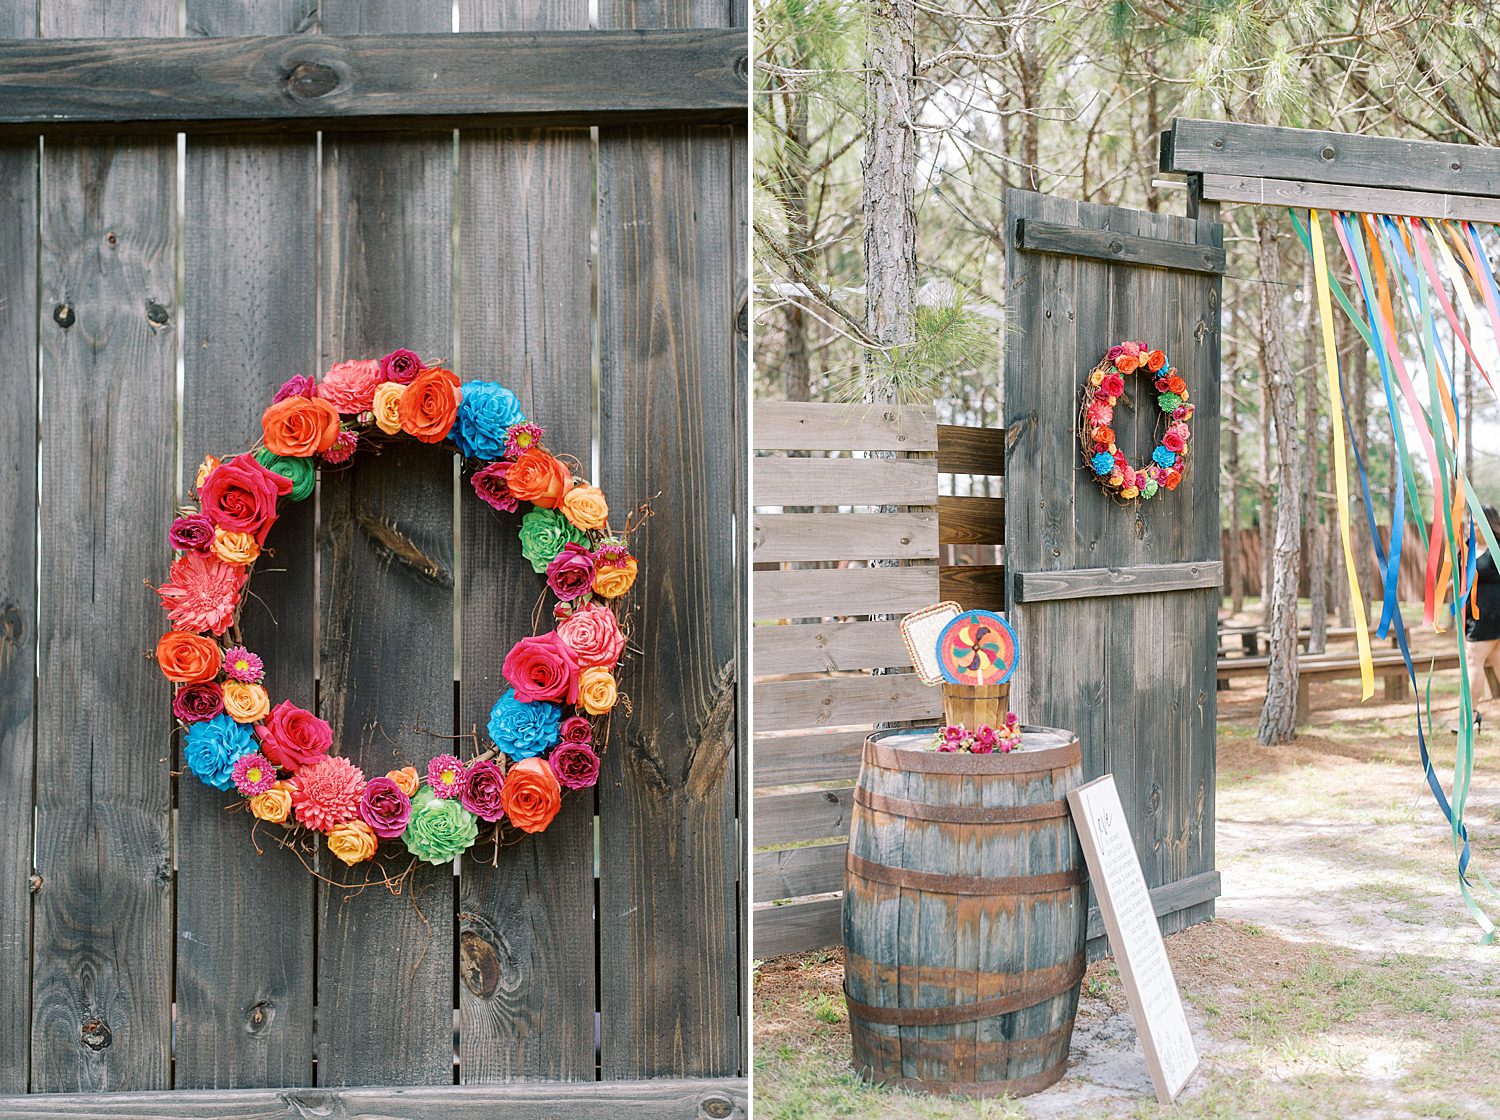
[863, 738, 1081, 775]
[845, 852, 1084, 896]
[853, 786, 1070, 824]
[843, 952, 1085, 1027]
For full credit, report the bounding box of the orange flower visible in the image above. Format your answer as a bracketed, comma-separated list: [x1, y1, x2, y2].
[593, 555, 638, 600]
[372, 382, 405, 435]
[507, 448, 573, 509]
[499, 757, 561, 833]
[250, 780, 293, 823]
[156, 631, 222, 684]
[195, 454, 222, 494]
[1164, 468, 1183, 491]
[1114, 353, 1139, 374]
[327, 819, 378, 866]
[223, 681, 270, 723]
[561, 484, 609, 531]
[262, 396, 340, 457]
[398, 367, 461, 443]
[386, 766, 420, 797]
[578, 666, 618, 715]
[1146, 350, 1167, 372]
[1093, 426, 1115, 447]
[1166, 375, 1187, 395]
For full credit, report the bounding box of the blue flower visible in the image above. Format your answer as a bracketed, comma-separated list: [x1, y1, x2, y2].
[1090, 451, 1114, 476]
[486, 688, 562, 761]
[453, 381, 527, 461]
[183, 713, 258, 791]
[1152, 445, 1177, 468]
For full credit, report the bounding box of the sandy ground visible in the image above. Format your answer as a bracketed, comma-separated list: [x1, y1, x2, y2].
[753, 630, 1500, 1119]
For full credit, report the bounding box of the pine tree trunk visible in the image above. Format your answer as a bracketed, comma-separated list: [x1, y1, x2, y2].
[1259, 371, 1275, 618]
[1227, 372, 1244, 614]
[1300, 258, 1327, 653]
[783, 76, 813, 402]
[863, 0, 917, 372]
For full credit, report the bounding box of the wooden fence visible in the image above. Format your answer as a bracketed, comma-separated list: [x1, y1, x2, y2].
[0, 2, 745, 1115]
[751, 401, 1005, 959]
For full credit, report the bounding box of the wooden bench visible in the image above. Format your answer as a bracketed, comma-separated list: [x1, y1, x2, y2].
[1217, 648, 1472, 720]
[1217, 624, 1396, 659]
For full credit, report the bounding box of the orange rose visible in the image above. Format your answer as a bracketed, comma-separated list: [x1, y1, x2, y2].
[593, 555, 638, 600]
[327, 818, 378, 866]
[386, 766, 420, 796]
[223, 681, 270, 723]
[262, 396, 340, 457]
[372, 381, 405, 435]
[1146, 350, 1167, 372]
[250, 780, 293, 823]
[1164, 468, 1183, 491]
[1093, 426, 1115, 447]
[578, 666, 618, 715]
[195, 454, 221, 494]
[398, 367, 461, 443]
[561, 484, 609, 532]
[211, 527, 260, 566]
[1115, 353, 1139, 374]
[499, 757, 561, 834]
[1166, 375, 1187, 395]
[507, 448, 573, 509]
[156, 631, 222, 684]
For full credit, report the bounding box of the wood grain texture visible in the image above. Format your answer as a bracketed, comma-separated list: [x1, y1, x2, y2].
[1014, 561, 1223, 603]
[598, 0, 740, 1076]
[0, 30, 747, 133]
[935, 424, 1005, 475]
[753, 842, 844, 902]
[1015, 217, 1225, 274]
[753, 456, 936, 507]
[0, 1078, 748, 1119]
[752, 896, 842, 960]
[751, 728, 869, 788]
[754, 512, 938, 563]
[30, 0, 177, 1093]
[0, 0, 36, 1091]
[752, 674, 941, 735]
[1195, 172, 1500, 225]
[174, 0, 318, 1089]
[752, 620, 913, 675]
[752, 401, 936, 452]
[938, 565, 1006, 613]
[455, 0, 596, 1084]
[753, 566, 939, 619]
[752, 787, 856, 847]
[937, 496, 1004, 546]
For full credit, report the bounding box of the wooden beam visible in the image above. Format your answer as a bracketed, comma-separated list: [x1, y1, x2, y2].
[1087, 870, 1221, 944]
[1195, 172, 1500, 224]
[753, 841, 846, 902]
[753, 511, 939, 563]
[1014, 560, 1222, 603]
[938, 563, 1006, 611]
[753, 619, 913, 676]
[753, 456, 937, 507]
[753, 566, 939, 620]
[752, 895, 843, 960]
[1163, 117, 1500, 199]
[752, 673, 942, 734]
[753, 401, 937, 452]
[1014, 217, 1225, 275]
[0, 30, 747, 133]
[937, 495, 1004, 546]
[936, 423, 1006, 474]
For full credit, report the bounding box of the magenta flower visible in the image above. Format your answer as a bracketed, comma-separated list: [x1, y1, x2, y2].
[459, 760, 506, 822]
[550, 744, 600, 790]
[322, 429, 359, 465]
[546, 542, 596, 602]
[173, 682, 224, 723]
[358, 775, 413, 838]
[231, 752, 277, 796]
[272, 374, 316, 402]
[559, 715, 592, 745]
[427, 754, 466, 799]
[379, 348, 424, 385]
[170, 513, 215, 553]
[471, 461, 518, 513]
[223, 646, 264, 683]
[503, 422, 545, 460]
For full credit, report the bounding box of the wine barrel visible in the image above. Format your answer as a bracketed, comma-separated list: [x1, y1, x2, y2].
[842, 726, 1088, 1098]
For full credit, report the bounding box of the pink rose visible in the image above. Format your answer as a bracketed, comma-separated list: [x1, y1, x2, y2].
[459, 759, 507, 822]
[1163, 431, 1186, 453]
[256, 700, 334, 772]
[199, 454, 293, 544]
[502, 632, 580, 704]
[173, 682, 224, 723]
[546, 543, 596, 602]
[317, 359, 382, 415]
[1101, 373, 1125, 397]
[550, 744, 600, 790]
[380, 348, 424, 385]
[559, 715, 592, 745]
[272, 374, 316, 402]
[358, 775, 412, 838]
[556, 603, 625, 669]
[471, 462, 517, 513]
[169, 513, 215, 552]
[1105, 345, 1124, 361]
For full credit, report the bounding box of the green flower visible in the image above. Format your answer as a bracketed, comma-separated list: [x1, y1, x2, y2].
[1142, 480, 1159, 499]
[1157, 391, 1183, 413]
[519, 508, 588, 574]
[253, 448, 315, 501]
[402, 787, 479, 864]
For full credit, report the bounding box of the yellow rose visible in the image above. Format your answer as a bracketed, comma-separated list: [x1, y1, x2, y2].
[592, 556, 637, 600]
[250, 780, 293, 823]
[387, 766, 420, 797]
[327, 819, 378, 866]
[1107, 473, 1123, 487]
[195, 454, 221, 493]
[1120, 487, 1139, 500]
[578, 666, 618, 715]
[372, 381, 405, 435]
[1088, 370, 1104, 387]
[561, 484, 610, 532]
[223, 681, 271, 723]
[211, 527, 260, 566]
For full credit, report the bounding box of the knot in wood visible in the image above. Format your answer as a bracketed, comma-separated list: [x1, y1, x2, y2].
[1107, 238, 1124, 255]
[145, 299, 170, 327]
[285, 60, 341, 100]
[52, 303, 75, 329]
[699, 1093, 737, 1119]
[458, 928, 503, 999]
[245, 999, 273, 1035]
[79, 1017, 111, 1051]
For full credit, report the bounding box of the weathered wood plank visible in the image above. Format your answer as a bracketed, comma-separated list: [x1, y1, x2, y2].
[752, 896, 842, 960]
[1163, 117, 1500, 198]
[30, 0, 178, 1092]
[754, 566, 939, 619]
[938, 564, 1006, 612]
[753, 786, 856, 847]
[935, 424, 1005, 475]
[0, 1079, 748, 1119]
[752, 401, 937, 452]
[0, 0, 36, 1091]
[752, 674, 941, 734]
[731, 88, 750, 1070]
[753, 512, 938, 563]
[937, 496, 1004, 546]
[455, 0, 596, 1085]
[754, 456, 938, 507]
[1085, 870, 1222, 949]
[1195, 172, 1500, 225]
[174, 0, 318, 1089]
[1014, 561, 1223, 603]
[751, 728, 869, 788]
[0, 30, 747, 134]
[752, 620, 912, 676]
[753, 842, 845, 902]
[598, 0, 740, 1076]
[1015, 217, 1225, 275]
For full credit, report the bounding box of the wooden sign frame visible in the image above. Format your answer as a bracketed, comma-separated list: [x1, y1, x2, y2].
[1067, 774, 1200, 1103]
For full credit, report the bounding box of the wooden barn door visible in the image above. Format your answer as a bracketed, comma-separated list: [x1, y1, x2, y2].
[1002, 188, 1224, 951]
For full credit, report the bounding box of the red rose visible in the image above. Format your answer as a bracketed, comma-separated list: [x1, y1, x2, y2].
[501, 632, 580, 704]
[256, 699, 333, 772]
[471, 462, 517, 513]
[199, 454, 293, 544]
[1101, 373, 1125, 397]
[1163, 431, 1186, 453]
[559, 715, 592, 744]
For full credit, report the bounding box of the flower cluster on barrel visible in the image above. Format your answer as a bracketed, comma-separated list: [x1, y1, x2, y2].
[930, 713, 1022, 754]
[156, 349, 637, 872]
[1079, 340, 1194, 501]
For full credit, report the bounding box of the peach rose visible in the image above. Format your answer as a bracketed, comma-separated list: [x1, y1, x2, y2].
[386, 765, 420, 797]
[317, 359, 382, 415]
[498, 757, 561, 834]
[327, 818, 378, 866]
[578, 666, 618, 715]
[561, 484, 609, 532]
[156, 631, 222, 684]
[372, 382, 405, 435]
[222, 681, 271, 723]
[592, 555, 638, 600]
[195, 454, 221, 494]
[506, 448, 573, 509]
[262, 396, 340, 457]
[250, 780, 293, 823]
[1115, 353, 1139, 374]
[398, 367, 461, 443]
[211, 527, 260, 566]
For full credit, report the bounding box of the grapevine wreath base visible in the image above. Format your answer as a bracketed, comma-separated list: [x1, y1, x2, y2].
[1079, 339, 1194, 502]
[156, 350, 639, 885]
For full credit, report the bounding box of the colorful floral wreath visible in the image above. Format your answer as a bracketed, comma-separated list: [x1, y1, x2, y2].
[155, 351, 638, 877]
[1080, 340, 1194, 501]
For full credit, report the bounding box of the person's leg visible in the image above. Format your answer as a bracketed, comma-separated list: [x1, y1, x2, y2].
[1468, 638, 1498, 704]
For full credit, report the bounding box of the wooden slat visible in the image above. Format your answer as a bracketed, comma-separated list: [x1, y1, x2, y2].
[1015, 216, 1225, 275]
[936, 423, 1005, 475]
[752, 674, 941, 734]
[752, 401, 936, 452]
[752, 620, 911, 676]
[752, 896, 842, 960]
[753, 842, 845, 903]
[174, 0, 318, 1089]
[754, 566, 939, 620]
[1163, 117, 1500, 198]
[1196, 172, 1500, 225]
[753, 511, 938, 563]
[1086, 870, 1222, 945]
[598, 0, 739, 1077]
[938, 564, 1006, 612]
[316, 0, 455, 1088]
[456, 0, 596, 1085]
[30, 0, 177, 1092]
[753, 456, 937, 507]
[1014, 560, 1222, 603]
[937, 496, 1004, 546]
[0, 30, 747, 133]
[751, 728, 869, 788]
[753, 787, 856, 847]
[0, 0, 35, 1092]
[0, 1078, 749, 1119]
